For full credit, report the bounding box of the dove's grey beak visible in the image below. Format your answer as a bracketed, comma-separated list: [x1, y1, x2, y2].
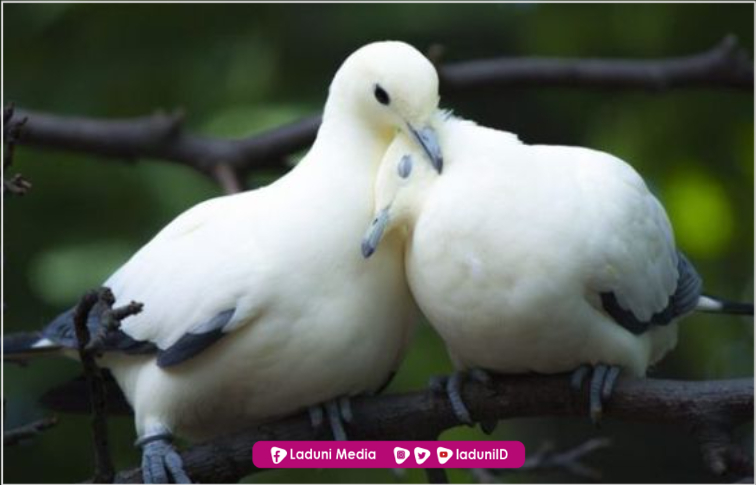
[409, 125, 443, 174]
[361, 207, 391, 258]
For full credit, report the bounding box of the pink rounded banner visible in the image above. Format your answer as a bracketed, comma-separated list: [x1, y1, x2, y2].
[253, 440, 525, 468]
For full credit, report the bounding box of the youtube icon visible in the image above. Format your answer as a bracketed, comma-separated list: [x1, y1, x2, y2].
[436, 446, 452, 465]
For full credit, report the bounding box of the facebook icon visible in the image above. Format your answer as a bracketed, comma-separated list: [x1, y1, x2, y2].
[271, 447, 287, 464]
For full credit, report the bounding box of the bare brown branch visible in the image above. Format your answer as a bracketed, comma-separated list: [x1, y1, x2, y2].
[212, 163, 245, 194]
[73, 289, 116, 483]
[72, 288, 144, 483]
[86, 298, 143, 353]
[471, 437, 612, 482]
[3, 103, 32, 197]
[4, 415, 58, 446]
[11, 108, 319, 186]
[109, 375, 752, 483]
[440, 35, 754, 93]
[695, 417, 754, 480]
[7, 36, 752, 195]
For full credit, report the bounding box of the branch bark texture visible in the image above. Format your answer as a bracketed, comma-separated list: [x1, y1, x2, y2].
[73, 289, 116, 483]
[72, 288, 143, 483]
[439, 35, 753, 92]
[3, 415, 58, 446]
[3, 103, 32, 196]
[110, 375, 753, 483]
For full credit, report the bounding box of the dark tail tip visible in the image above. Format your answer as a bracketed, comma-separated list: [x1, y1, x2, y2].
[3, 331, 43, 356]
[719, 300, 754, 316]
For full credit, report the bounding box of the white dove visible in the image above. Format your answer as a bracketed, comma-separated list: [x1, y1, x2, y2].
[5, 41, 443, 483]
[362, 115, 752, 426]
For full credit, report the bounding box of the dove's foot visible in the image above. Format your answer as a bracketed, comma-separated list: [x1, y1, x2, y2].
[430, 368, 492, 430]
[308, 396, 354, 441]
[136, 431, 191, 484]
[570, 364, 621, 426]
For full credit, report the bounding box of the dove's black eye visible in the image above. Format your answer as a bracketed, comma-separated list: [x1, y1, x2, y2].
[374, 85, 390, 105]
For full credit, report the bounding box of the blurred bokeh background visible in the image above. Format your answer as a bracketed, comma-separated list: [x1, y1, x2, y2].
[3, 3, 753, 483]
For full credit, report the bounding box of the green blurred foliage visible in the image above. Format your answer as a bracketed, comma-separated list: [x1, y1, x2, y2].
[3, 3, 753, 483]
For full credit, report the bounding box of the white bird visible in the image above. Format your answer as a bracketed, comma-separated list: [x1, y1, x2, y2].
[5, 41, 443, 483]
[362, 115, 753, 425]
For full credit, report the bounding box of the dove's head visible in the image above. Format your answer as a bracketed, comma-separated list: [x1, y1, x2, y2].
[328, 41, 443, 173]
[361, 132, 438, 258]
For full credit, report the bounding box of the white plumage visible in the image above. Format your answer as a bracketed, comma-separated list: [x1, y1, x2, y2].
[363, 115, 707, 420]
[13, 41, 443, 482]
[104, 42, 441, 438]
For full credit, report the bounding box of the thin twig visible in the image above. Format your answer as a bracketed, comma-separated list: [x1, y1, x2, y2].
[4, 415, 58, 446]
[212, 163, 245, 194]
[71, 288, 143, 482]
[3, 103, 31, 196]
[694, 417, 754, 479]
[111, 375, 753, 483]
[73, 289, 115, 483]
[86, 299, 143, 353]
[70, 288, 144, 482]
[471, 437, 612, 482]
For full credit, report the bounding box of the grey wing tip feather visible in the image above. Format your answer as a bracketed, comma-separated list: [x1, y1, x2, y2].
[28, 303, 235, 366]
[670, 252, 703, 316]
[602, 251, 703, 335]
[156, 330, 226, 368]
[157, 308, 235, 368]
[41, 304, 157, 355]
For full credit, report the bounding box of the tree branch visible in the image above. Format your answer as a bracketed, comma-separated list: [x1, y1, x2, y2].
[440, 35, 753, 93]
[108, 375, 752, 483]
[73, 288, 143, 483]
[7, 36, 752, 194]
[73, 289, 116, 484]
[11, 108, 320, 184]
[694, 416, 754, 479]
[470, 437, 612, 482]
[4, 415, 58, 446]
[3, 103, 32, 197]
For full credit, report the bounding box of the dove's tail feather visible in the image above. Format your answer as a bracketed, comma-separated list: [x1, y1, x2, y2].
[3, 332, 64, 361]
[696, 295, 754, 316]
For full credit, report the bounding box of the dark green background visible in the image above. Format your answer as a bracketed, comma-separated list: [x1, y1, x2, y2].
[3, 3, 754, 483]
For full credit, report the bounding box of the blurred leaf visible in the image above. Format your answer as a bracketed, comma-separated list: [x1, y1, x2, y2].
[663, 169, 735, 258]
[28, 241, 132, 306]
